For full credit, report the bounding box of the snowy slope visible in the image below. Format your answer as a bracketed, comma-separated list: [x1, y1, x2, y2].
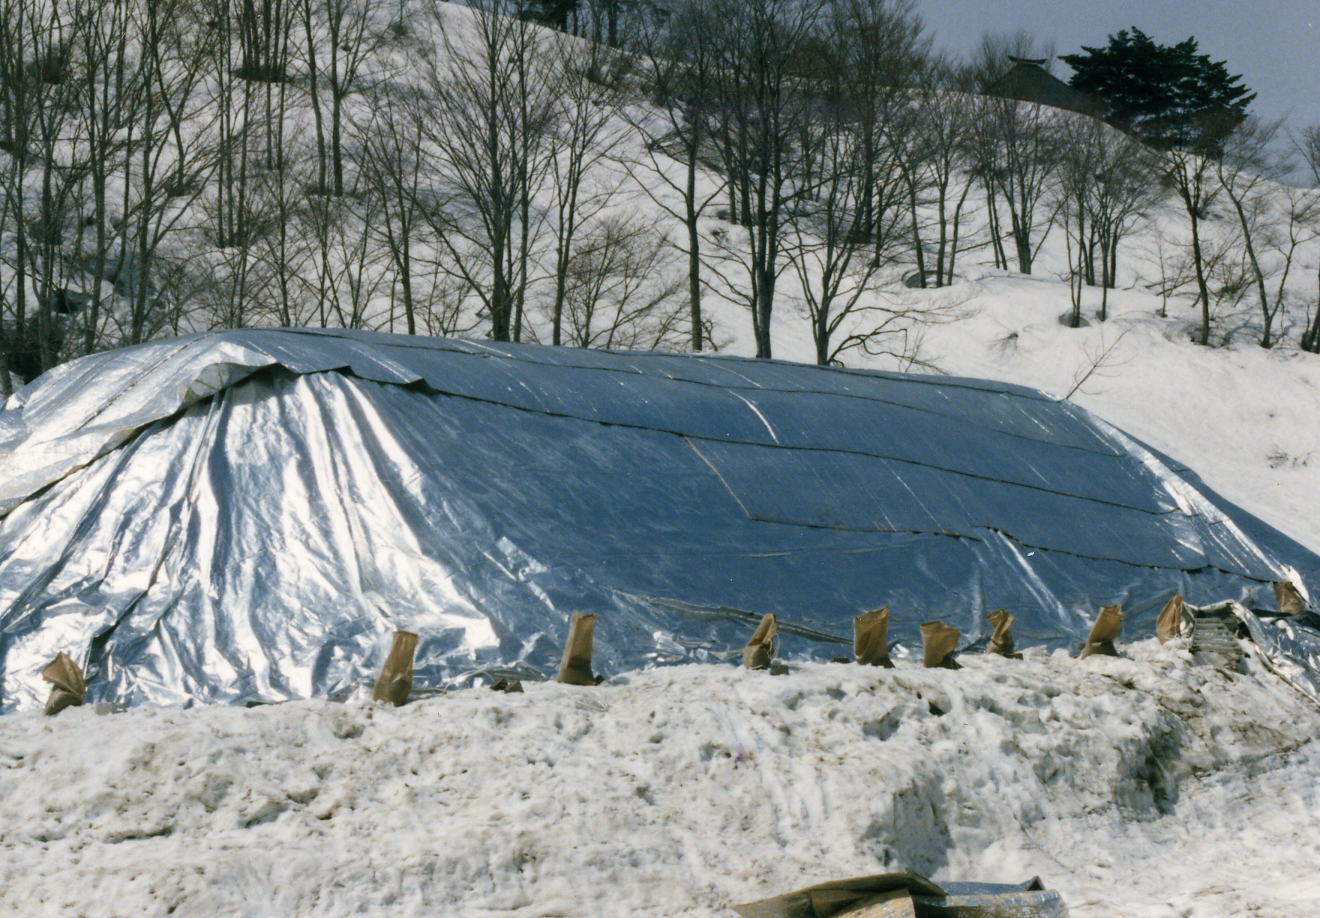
[2, 642, 1318, 917]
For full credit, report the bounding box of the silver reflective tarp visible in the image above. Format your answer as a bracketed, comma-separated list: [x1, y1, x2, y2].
[1231, 605, 1320, 708]
[2, 329, 1317, 711]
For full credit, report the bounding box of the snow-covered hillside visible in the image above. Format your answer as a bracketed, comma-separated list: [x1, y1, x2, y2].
[2, 641, 1318, 917]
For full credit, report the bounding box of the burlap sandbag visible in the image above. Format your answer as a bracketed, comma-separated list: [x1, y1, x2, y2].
[985, 609, 1017, 657]
[1155, 594, 1184, 643]
[743, 613, 778, 670]
[557, 611, 599, 685]
[1079, 604, 1122, 659]
[41, 652, 86, 716]
[373, 630, 419, 706]
[854, 608, 893, 667]
[1274, 581, 1306, 615]
[919, 621, 960, 669]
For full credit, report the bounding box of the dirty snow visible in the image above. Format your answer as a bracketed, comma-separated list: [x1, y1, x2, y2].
[2, 640, 1318, 917]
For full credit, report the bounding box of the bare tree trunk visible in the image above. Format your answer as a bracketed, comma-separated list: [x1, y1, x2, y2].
[685, 147, 704, 351]
[1183, 187, 1213, 346]
[1306, 263, 1320, 352]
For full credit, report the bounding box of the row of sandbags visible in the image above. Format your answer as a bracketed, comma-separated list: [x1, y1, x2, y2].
[33, 582, 1311, 713]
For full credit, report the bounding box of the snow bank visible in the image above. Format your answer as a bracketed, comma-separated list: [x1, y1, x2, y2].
[3, 641, 1318, 917]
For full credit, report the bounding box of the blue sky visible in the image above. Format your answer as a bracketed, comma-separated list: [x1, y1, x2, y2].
[919, 0, 1320, 153]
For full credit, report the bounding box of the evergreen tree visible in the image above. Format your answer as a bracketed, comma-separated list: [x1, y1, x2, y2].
[1062, 27, 1255, 155]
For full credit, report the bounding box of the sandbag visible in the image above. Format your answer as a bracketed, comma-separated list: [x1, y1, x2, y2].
[557, 611, 599, 685]
[372, 630, 419, 706]
[854, 608, 893, 667]
[1079, 604, 1122, 658]
[743, 613, 779, 670]
[41, 652, 86, 716]
[920, 621, 960, 669]
[985, 609, 1018, 657]
[1156, 594, 1184, 643]
[1275, 581, 1306, 615]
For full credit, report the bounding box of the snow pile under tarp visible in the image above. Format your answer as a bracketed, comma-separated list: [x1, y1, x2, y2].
[1, 645, 1318, 917]
[0, 328, 1317, 711]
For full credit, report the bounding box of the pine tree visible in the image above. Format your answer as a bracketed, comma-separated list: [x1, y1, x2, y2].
[1062, 27, 1255, 155]
[1065, 28, 1256, 345]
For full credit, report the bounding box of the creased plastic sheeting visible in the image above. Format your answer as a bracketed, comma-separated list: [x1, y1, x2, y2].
[1233, 605, 1320, 708]
[1, 329, 1318, 712]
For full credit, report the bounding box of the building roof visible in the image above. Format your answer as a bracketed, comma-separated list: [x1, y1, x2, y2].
[987, 59, 1108, 117]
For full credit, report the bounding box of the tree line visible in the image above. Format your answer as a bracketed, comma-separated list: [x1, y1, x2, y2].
[3, 0, 1320, 397]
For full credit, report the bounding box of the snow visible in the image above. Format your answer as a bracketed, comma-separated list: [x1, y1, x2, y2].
[3, 641, 1319, 917]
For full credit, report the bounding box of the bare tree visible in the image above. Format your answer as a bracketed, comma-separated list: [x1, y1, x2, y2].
[1297, 126, 1320, 353]
[1216, 116, 1319, 348]
[1142, 232, 1196, 319]
[788, 0, 920, 364]
[907, 61, 978, 287]
[18, 1, 80, 372]
[68, 0, 138, 355]
[1088, 126, 1161, 315]
[703, 0, 823, 358]
[561, 214, 687, 350]
[627, 0, 725, 352]
[355, 80, 428, 333]
[235, 0, 294, 81]
[250, 160, 318, 328]
[299, 0, 385, 197]
[119, 0, 218, 343]
[1167, 149, 1216, 346]
[3, 0, 218, 372]
[416, 0, 558, 342]
[971, 91, 1058, 275]
[0, 0, 73, 379]
[545, 38, 629, 346]
[965, 31, 1056, 274]
[297, 190, 390, 329]
[1054, 114, 1161, 323]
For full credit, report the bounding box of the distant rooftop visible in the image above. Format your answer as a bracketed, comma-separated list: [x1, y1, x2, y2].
[986, 58, 1107, 118]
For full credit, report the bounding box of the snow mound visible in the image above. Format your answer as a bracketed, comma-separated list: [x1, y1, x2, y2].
[1, 645, 1318, 917]
[2, 328, 1317, 712]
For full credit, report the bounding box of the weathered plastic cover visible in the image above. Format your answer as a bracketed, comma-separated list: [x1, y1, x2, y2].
[1, 329, 1317, 711]
[1231, 605, 1320, 707]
